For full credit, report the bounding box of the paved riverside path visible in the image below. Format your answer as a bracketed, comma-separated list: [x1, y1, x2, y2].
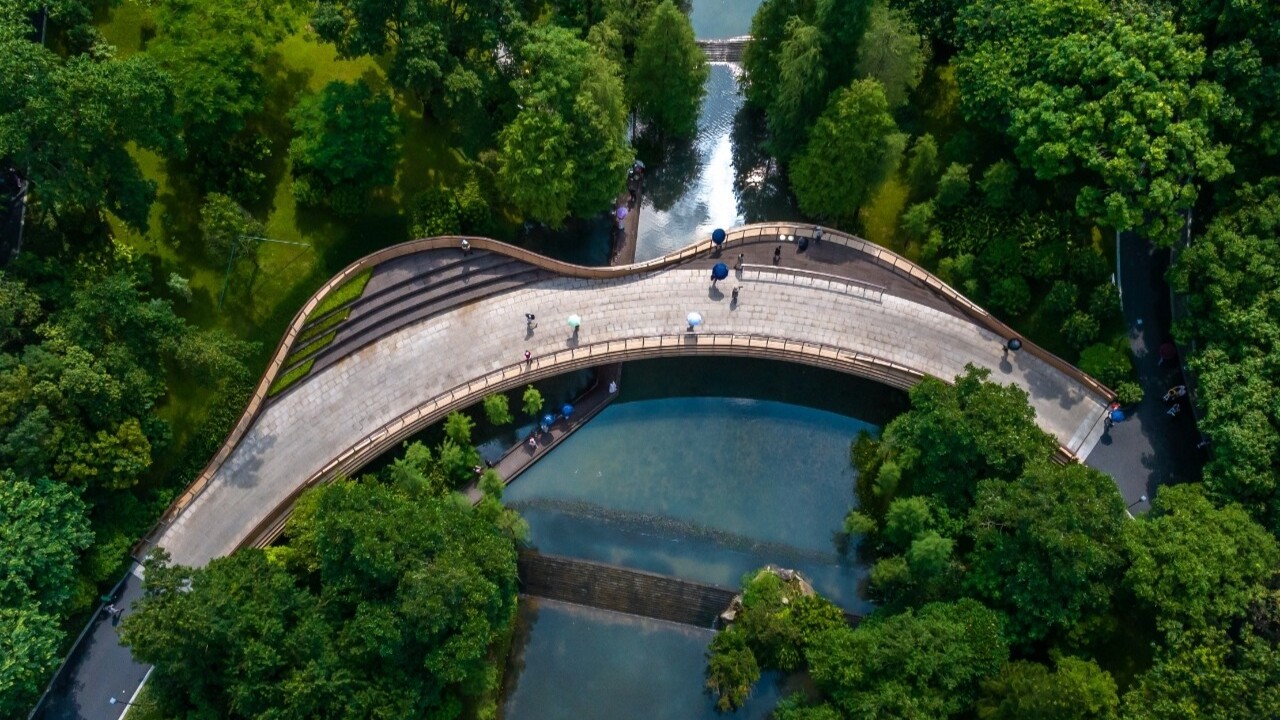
[151, 239, 1111, 569]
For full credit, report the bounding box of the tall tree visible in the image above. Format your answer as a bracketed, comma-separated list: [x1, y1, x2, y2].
[125, 479, 519, 719]
[0, 606, 62, 718]
[790, 79, 902, 223]
[768, 18, 829, 162]
[312, 0, 523, 118]
[148, 0, 283, 192]
[977, 657, 1119, 720]
[0, 471, 93, 612]
[288, 80, 401, 204]
[629, 0, 708, 139]
[0, 19, 179, 232]
[1123, 484, 1280, 634]
[966, 463, 1128, 648]
[956, 2, 1232, 244]
[806, 599, 1008, 718]
[498, 25, 632, 226]
[1121, 627, 1280, 720]
[855, 3, 928, 108]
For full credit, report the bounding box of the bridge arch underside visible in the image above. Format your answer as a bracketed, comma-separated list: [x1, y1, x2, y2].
[153, 267, 1110, 569]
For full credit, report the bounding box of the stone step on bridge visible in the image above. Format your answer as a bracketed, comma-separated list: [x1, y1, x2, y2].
[696, 35, 750, 63]
[517, 550, 863, 628]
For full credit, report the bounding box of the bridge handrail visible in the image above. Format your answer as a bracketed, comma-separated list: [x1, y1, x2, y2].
[139, 222, 1111, 556]
[233, 330, 926, 550]
[741, 262, 886, 302]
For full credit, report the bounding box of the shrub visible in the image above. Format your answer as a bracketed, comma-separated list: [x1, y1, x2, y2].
[1078, 343, 1132, 387]
[1044, 280, 1079, 315]
[1114, 380, 1143, 405]
[292, 175, 326, 208]
[410, 188, 462, 238]
[901, 201, 935, 240]
[1062, 311, 1100, 349]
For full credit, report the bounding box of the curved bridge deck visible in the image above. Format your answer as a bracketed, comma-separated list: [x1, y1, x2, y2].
[143, 224, 1113, 569]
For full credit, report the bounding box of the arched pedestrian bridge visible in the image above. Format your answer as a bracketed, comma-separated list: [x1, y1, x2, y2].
[142, 223, 1113, 569]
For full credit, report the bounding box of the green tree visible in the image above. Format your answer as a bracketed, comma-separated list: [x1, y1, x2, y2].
[498, 25, 633, 226]
[126, 479, 520, 719]
[0, 23, 180, 231]
[482, 394, 513, 426]
[148, 0, 283, 193]
[289, 80, 400, 202]
[521, 385, 545, 416]
[199, 193, 265, 264]
[768, 18, 830, 162]
[855, 4, 927, 108]
[957, 5, 1232, 244]
[978, 657, 1119, 720]
[807, 599, 1008, 719]
[935, 162, 971, 208]
[0, 606, 63, 719]
[901, 201, 935, 240]
[629, 0, 707, 139]
[0, 472, 93, 612]
[312, 0, 522, 117]
[1124, 484, 1280, 634]
[706, 629, 760, 712]
[905, 133, 940, 200]
[979, 161, 1020, 209]
[966, 463, 1128, 648]
[791, 79, 902, 223]
[1121, 627, 1280, 720]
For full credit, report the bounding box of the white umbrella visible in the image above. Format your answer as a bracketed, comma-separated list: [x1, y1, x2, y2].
[686, 311, 703, 327]
[567, 314, 582, 328]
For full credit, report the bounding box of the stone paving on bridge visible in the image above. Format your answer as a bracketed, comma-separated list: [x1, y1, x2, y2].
[153, 256, 1111, 568]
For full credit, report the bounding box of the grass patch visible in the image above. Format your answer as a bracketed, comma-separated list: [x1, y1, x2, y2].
[284, 330, 337, 367]
[307, 268, 372, 321]
[298, 307, 350, 343]
[118, 682, 169, 720]
[268, 359, 315, 397]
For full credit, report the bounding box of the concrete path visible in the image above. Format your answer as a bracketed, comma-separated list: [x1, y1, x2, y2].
[152, 253, 1110, 569]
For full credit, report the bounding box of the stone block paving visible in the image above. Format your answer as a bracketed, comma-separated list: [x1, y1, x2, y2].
[155, 265, 1109, 568]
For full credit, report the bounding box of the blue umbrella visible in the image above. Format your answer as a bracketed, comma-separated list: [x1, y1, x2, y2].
[711, 228, 726, 246]
[1110, 409, 1125, 423]
[562, 403, 574, 418]
[711, 263, 729, 280]
[542, 413, 555, 427]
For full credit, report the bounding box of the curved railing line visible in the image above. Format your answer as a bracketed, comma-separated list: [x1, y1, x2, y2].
[138, 223, 1112, 557]
[234, 331, 927, 550]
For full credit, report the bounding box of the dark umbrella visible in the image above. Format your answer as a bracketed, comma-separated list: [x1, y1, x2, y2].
[711, 263, 729, 281]
[711, 228, 726, 246]
[1110, 409, 1125, 423]
[562, 403, 574, 418]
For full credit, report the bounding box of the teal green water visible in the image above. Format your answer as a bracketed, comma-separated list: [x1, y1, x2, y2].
[502, 599, 796, 720]
[691, 0, 764, 39]
[504, 397, 874, 611]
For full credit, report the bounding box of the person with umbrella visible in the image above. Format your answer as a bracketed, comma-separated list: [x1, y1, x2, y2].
[711, 262, 729, 286]
[567, 314, 582, 337]
[687, 311, 703, 332]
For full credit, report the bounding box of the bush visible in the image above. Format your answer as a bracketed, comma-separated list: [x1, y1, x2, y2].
[1044, 280, 1079, 315]
[1078, 343, 1132, 387]
[1088, 283, 1121, 320]
[1114, 380, 1143, 405]
[901, 201, 935, 240]
[410, 188, 462, 238]
[935, 162, 971, 208]
[482, 394, 513, 426]
[456, 173, 491, 234]
[292, 175, 326, 208]
[988, 276, 1031, 316]
[1062, 311, 1100, 349]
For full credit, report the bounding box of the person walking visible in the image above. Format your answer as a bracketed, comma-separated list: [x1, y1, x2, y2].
[773, 246, 781, 265]
[735, 252, 745, 270]
[460, 238, 471, 255]
[814, 226, 823, 245]
[524, 350, 532, 367]
[525, 313, 537, 331]
[731, 286, 740, 304]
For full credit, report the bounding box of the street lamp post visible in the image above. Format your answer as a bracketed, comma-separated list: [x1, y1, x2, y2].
[1127, 494, 1148, 510]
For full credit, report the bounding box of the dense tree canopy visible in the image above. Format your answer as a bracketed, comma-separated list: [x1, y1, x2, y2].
[977, 657, 1119, 720]
[124, 479, 519, 719]
[498, 25, 632, 226]
[628, 0, 707, 139]
[0, 19, 179, 231]
[289, 80, 401, 206]
[956, 0, 1232, 244]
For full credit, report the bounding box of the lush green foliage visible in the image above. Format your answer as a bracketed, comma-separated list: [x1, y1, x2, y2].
[123, 478, 519, 719]
[482, 394, 513, 426]
[289, 80, 401, 207]
[791, 80, 902, 223]
[977, 656, 1119, 720]
[629, 0, 707, 139]
[498, 25, 632, 226]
